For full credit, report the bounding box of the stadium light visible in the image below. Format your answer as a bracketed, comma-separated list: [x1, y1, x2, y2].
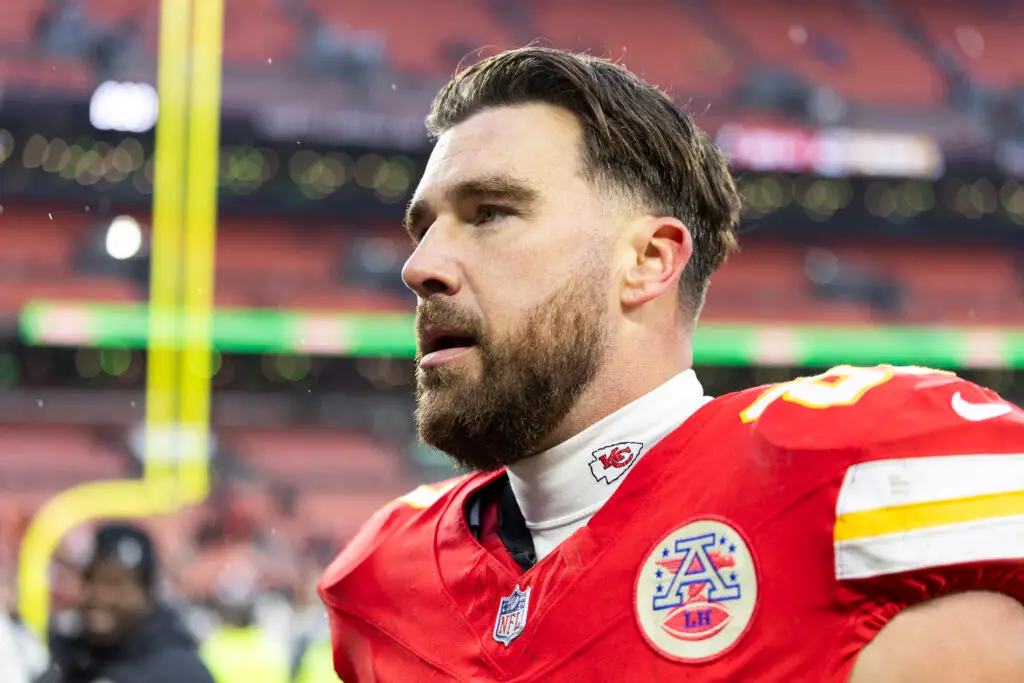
[90, 81, 160, 133]
[105, 215, 143, 260]
[0, 129, 13, 164]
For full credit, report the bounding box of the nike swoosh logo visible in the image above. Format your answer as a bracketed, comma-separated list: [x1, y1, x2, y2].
[951, 391, 1013, 422]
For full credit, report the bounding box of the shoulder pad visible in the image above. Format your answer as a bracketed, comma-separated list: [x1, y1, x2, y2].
[730, 365, 1024, 587]
[828, 373, 1024, 583]
[735, 365, 968, 453]
[317, 475, 468, 599]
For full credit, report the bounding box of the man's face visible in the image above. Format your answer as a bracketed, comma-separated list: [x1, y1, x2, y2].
[403, 104, 620, 470]
[81, 559, 149, 646]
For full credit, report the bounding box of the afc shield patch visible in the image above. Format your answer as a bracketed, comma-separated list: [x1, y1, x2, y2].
[493, 584, 532, 647]
[634, 518, 759, 663]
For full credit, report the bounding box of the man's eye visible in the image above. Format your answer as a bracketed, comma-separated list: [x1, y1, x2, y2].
[476, 205, 510, 224]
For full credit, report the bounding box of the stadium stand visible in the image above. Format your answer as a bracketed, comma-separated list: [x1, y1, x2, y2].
[0, 0, 993, 100]
[308, 0, 518, 75]
[0, 0, 46, 45]
[0, 423, 125, 490]
[892, 0, 1024, 88]
[530, 0, 736, 95]
[1, 202, 1019, 323]
[221, 0, 298, 65]
[713, 0, 945, 105]
[224, 427, 409, 490]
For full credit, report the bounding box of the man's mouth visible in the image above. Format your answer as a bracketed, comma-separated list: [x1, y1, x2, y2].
[419, 326, 478, 368]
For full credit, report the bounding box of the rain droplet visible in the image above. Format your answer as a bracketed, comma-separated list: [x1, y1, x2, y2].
[37, 399, 44, 408]
[130, 400, 136, 408]
[48, 212, 53, 220]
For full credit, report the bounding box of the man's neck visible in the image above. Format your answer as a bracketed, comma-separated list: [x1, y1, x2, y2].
[538, 334, 692, 452]
[506, 368, 709, 559]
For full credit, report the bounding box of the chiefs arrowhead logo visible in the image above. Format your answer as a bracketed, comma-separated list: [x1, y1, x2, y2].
[589, 441, 643, 484]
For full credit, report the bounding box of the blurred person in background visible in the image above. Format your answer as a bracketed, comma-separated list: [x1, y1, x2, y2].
[291, 636, 336, 683]
[318, 45, 1024, 682]
[288, 564, 333, 683]
[0, 577, 49, 683]
[36, 523, 214, 683]
[201, 569, 290, 683]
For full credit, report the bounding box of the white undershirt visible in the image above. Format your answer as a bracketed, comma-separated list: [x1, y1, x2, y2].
[507, 370, 711, 560]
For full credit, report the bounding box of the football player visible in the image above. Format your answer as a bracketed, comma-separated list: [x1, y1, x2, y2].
[319, 46, 1024, 682]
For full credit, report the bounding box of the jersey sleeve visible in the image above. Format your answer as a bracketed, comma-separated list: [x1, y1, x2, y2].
[832, 370, 1024, 614]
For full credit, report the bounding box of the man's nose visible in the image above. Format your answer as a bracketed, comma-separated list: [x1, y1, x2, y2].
[401, 229, 461, 298]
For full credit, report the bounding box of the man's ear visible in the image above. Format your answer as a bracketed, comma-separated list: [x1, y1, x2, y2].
[620, 217, 692, 310]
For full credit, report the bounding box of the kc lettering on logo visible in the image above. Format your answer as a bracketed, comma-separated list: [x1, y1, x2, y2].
[589, 441, 643, 484]
[602, 447, 630, 468]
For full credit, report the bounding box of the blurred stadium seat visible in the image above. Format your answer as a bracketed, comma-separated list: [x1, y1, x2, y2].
[714, 0, 945, 105]
[308, 0, 517, 75]
[892, 0, 1024, 88]
[0, 423, 125, 489]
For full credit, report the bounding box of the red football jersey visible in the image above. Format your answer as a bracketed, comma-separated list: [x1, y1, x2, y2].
[319, 365, 1024, 682]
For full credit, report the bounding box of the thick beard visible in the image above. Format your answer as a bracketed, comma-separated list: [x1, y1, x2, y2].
[414, 274, 608, 472]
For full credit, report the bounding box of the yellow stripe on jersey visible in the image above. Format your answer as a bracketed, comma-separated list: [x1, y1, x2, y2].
[835, 489, 1024, 542]
[834, 455, 1024, 580]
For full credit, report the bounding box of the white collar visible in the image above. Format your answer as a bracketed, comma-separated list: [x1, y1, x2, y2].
[507, 370, 710, 537]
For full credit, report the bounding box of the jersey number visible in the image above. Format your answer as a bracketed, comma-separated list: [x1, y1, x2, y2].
[739, 365, 951, 423]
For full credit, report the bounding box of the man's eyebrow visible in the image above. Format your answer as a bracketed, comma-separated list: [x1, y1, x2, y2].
[403, 175, 539, 238]
[449, 175, 540, 204]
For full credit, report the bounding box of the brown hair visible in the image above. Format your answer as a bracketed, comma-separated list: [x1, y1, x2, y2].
[426, 46, 742, 318]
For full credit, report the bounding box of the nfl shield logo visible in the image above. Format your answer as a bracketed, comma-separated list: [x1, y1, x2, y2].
[493, 584, 532, 647]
